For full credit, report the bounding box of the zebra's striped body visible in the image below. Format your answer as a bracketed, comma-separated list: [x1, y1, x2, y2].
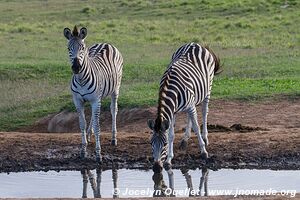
[148, 43, 221, 172]
[64, 26, 123, 162]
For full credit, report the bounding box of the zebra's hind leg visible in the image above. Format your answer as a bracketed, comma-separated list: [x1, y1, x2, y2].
[189, 107, 208, 159]
[91, 101, 102, 163]
[179, 113, 192, 151]
[74, 98, 88, 159]
[110, 92, 119, 146]
[202, 96, 210, 146]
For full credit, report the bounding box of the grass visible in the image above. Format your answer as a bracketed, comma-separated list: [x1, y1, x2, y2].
[0, 0, 299, 131]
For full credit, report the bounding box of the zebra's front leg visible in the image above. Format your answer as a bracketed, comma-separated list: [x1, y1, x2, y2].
[179, 113, 192, 151]
[165, 117, 175, 170]
[110, 92, 118, 146]
[74, 99, 88, 159]
[87, 117, 94, 143]
[189, 107, 208, 159]
[91, 101, 102, 163]
[202, 96, 210, 146]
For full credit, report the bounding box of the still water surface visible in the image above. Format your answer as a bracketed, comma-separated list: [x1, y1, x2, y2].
[0, 168, 299, 198]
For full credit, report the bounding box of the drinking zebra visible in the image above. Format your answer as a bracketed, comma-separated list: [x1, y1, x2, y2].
[148, 43, 221, 172]
[63, 26, 123, 162]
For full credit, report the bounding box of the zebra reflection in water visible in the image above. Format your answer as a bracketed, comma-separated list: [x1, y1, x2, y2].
[81, 167, 119, 198]
[152, 168, 209, 197]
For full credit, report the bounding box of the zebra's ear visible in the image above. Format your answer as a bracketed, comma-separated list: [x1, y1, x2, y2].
[63, 28, 72, 40]
[161, 119, 169, 132]
[147, 119, 155, 130]
[79, 27, 87, 39]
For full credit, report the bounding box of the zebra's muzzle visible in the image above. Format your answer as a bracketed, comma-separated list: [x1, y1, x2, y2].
[72, 58, 82, 74]
[153, 161, 163, 173]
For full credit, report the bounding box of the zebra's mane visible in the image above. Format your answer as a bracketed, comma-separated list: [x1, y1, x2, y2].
[157, 73, 170, 120]
[72, 26, 79, 37]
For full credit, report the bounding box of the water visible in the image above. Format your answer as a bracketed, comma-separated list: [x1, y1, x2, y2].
[0, 168, 298, 198]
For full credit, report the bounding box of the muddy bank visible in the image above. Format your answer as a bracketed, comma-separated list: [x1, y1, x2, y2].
[1, 99, 299, 173]
[0, 127, 299, 173]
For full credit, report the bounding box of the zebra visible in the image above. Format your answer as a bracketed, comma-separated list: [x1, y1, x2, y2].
[148, 42, 221, 172]
[63, 26, 123, 162]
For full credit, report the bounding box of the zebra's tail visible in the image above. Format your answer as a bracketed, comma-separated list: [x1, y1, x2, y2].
[205, 46, 223, 75]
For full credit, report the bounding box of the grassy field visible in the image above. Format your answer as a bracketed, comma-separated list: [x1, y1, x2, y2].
[0, 0, 299, 131]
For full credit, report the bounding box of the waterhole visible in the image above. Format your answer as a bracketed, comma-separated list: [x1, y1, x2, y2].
[0, 168, 298, 198]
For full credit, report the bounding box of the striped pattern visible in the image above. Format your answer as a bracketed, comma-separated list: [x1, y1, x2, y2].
[159, 42, 219, 121]
[64, 26, 123, 162]
[70, 43, 123, 98]
[149, 42, 221, 166]
[150, 132, 168, 163]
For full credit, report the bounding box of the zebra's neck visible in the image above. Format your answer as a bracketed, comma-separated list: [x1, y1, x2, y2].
[157, 74, 176, 124]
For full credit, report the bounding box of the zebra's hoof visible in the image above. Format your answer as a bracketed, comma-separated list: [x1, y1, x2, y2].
[200, 152, 209, 160]
[87, 135, 91, 143]
[80, 151, 87, 159]
[179, 139, 188, 151]
[80, 145, 87, 159]
[203, 138, 209, 146]
[96, 156, 102, 164]
[111, 139, 117, 146]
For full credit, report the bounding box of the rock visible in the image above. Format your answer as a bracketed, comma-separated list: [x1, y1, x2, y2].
[47, 110, 78, 133]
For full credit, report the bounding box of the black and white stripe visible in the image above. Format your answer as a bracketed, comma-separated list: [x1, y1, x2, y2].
[150, 132, 168, 163]
[64, 26, 123, 162]
[70, 43, 123, 98]
[148, 42, 221, 167]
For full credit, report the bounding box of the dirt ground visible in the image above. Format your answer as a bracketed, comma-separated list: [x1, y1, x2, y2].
[0, 98, 299, 173]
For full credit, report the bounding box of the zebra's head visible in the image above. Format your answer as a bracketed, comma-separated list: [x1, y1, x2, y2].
[63, 26, 88, 74]
[148, 118, 169, 173]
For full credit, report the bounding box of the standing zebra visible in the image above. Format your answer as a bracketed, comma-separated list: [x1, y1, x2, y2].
[63, 26, 123, 162]
[148, 43, 221, 172]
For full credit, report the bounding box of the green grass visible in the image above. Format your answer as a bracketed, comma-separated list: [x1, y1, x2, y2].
[0, 0, 299, 131]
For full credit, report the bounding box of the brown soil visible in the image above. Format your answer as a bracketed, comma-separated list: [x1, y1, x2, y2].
[0, 98, 299, 172]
